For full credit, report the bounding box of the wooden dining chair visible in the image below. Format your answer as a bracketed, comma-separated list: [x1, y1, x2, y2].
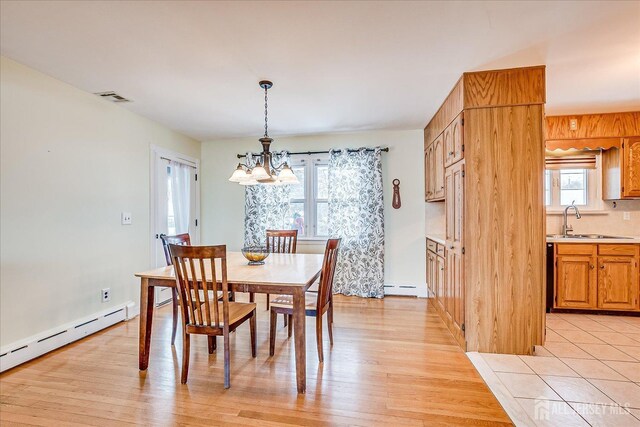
[264, 229, 298, 311]
[269, 238, 340, 363]
[160, 233, 191, 346]
[169, 244, 256, 389]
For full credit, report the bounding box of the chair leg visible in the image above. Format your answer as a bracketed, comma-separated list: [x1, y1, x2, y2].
[223, 330, 231, 389]
[229, 291, 235, 302]
[269, 310, 277, 357]
[328, 299, 334, 325]
[316, 314, 324, 363]
[249, 292, 255, 303]
[171, 289, 179, 345]
[287, 314, 293, 338]
[181, 332, 190, 384]
[283, 313, 288, 328]
[266, 293, 270, 310]
[250, 310, 257, 358]
[327, 309, 334, 346]
[208, 336, 216, 354]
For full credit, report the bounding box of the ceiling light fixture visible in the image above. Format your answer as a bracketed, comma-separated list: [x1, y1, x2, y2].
[229, 80, 298, 186]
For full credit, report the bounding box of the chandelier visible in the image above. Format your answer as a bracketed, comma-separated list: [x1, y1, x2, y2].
[228, 80, 298, 186]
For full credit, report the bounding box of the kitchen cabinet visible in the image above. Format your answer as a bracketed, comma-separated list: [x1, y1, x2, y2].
[623, 137, 640, 197]
[424, 66, 546, 354]
[553, 243, 640, 312]
[425, 134, 444, 202]
[433, 135, 445, 199]
[444, 113, 464, 168]
[598, 256, 639, 310]
[556, 254, 597, 309]
[426, 238, 446, 309]
[436, 254, 446, 313]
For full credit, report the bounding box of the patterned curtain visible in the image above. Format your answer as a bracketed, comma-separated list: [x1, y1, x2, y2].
[328, 148, 384, 298]
[244, 151, 292, 247]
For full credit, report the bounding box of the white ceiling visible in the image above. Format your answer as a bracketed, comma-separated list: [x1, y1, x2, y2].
[1, 1, 639, 141]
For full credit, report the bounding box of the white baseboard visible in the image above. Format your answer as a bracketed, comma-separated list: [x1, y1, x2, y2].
[384, 283, 427, 297]
[0, 301, 133, 372]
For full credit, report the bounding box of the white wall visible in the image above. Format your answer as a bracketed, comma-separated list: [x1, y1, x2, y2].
[0, 56, 200, 347]
[201, 130, 425, 290]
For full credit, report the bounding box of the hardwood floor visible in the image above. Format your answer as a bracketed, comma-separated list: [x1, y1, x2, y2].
[0, 295, 512, 426]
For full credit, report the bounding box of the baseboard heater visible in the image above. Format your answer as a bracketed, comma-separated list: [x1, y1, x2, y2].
[0, 302, 134, 373]
[384, 283, 424, 297]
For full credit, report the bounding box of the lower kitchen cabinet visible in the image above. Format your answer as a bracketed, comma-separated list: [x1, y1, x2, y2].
[554, 243, 640, 312]
[598, 256, 639, 310]
[556, 254, 597, 308]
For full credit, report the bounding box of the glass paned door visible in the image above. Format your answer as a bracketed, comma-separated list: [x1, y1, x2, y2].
[152, 151, 198, 305]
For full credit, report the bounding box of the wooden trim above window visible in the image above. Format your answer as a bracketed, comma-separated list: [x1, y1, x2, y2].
[546, 138, 622, 151]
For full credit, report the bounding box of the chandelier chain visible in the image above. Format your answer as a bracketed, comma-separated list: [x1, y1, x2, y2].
[264, 86, 268, 137]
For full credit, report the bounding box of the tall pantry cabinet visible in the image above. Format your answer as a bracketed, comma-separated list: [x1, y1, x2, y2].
[424, 66, 547, 354]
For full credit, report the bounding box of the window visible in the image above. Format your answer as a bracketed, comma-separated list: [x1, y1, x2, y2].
[545, 159, 602, 211]
[288, 156, 329, 239]
[559, 169, 587, 206]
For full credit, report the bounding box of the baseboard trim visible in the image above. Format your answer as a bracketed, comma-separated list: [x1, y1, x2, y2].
[0, 301, 133, 372]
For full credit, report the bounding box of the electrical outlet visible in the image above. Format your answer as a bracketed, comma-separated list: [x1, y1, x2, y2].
[101, 288, 111, 303]
[569, 119, 578, 131]
[121, 212, 132, 225]
[623, 211, 631, 220]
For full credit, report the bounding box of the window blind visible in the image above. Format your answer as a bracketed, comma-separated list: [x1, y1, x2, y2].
[545, 149, 598, 170]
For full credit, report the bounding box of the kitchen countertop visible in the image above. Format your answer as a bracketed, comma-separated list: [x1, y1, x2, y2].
[546, 235, 640, 244]
[426, 234, 446, 246]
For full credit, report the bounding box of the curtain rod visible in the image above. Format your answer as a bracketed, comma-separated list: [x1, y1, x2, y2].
[236, 147, 389, 159]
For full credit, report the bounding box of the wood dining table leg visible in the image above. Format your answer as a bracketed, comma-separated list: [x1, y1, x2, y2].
[292, 288, 306, 394]
[138, 278, 156, 371]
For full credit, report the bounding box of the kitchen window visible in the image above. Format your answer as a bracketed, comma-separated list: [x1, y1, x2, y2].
[288, 155, 329, 239]
[545, 152, 602, 211]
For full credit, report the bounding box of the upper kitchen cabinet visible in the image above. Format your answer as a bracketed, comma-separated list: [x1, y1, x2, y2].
[546, 111, 640, 200]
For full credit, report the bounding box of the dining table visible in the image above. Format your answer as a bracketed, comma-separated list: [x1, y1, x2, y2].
[134, 251, 324, 393]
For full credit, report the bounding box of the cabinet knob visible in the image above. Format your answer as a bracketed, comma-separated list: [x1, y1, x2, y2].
[440, 267, 444, 271]
[448, 151, 454, 156]
[590, 264, 595, 269]
[600, 265, 605, 269]
[450, 245, 454, 250]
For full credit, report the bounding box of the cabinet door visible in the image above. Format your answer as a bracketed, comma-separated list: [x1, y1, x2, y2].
[425, 144, 435, 201]
[445, 161, 465, 334]
[444, 123, 454, 167]
[436, 255, 446, 313]
[426, 251, 435, 297]
[424, 145, 432, 201]
[445, 113, 464, 168]
[598, 256, 639, 310]
[433, 135, 445, 199]
[623, 137, 640, 198]
[556, 255, 597, 308]
[447, 250, 464, 333]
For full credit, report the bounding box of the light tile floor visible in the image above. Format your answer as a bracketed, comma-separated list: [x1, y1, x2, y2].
[468, 313, 640, 426]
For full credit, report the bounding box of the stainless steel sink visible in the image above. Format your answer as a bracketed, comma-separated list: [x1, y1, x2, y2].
[547, 234, 631, 239]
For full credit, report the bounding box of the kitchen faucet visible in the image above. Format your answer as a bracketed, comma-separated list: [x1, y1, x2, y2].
[562, 201, 582, 236]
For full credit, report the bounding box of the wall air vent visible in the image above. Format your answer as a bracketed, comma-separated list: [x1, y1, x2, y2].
[94, 91, 132, 103]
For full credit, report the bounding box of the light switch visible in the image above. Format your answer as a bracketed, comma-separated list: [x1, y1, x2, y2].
[623, 212, 630, 220]
[121, 212, 132, 225]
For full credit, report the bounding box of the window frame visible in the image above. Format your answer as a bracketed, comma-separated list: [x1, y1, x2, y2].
[544, 156, 604, 213]
[289, 154, 330, 240]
